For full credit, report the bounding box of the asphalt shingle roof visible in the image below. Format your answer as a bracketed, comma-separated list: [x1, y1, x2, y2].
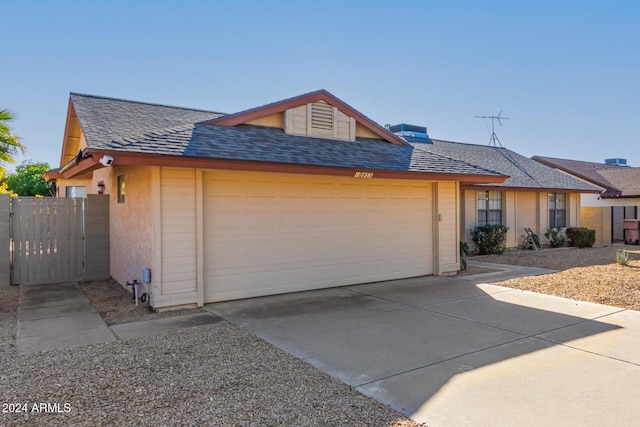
[104, 123, 500, 175]
[70, 93, 224, 147]
[597, 168, 640, 197]
[531, 156, 625, 190]
[413, 140, 599, 191]
[69, 93, 504, 178]
[530, 156, 640, 197]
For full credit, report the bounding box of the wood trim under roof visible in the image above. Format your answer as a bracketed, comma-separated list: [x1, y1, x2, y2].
[59, 99, 88, 167]
[61, 148, 508, 184]
[461, 184, 601, 194]
[201, 89, 409, 146]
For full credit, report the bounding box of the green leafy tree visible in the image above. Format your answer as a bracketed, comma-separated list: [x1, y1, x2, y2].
[3, 161, 54, 196]
[0, 109, 26, 174]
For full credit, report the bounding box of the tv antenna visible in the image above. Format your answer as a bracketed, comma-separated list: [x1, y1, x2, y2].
[475, 112, 510, 147]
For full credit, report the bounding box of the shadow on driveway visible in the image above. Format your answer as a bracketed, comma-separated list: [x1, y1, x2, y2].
[206, 273, 640, 426]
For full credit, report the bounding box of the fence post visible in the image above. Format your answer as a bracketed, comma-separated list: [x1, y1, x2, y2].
[0, 194, 10, 286]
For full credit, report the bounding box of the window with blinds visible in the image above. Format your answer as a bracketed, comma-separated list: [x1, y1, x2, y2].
[478, 190, 502, 226]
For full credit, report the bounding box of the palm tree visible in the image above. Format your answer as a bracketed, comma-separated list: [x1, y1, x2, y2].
[0, 108, 26, 174]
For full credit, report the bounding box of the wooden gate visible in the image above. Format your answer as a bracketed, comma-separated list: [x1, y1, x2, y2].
[11, 197, 85, 285]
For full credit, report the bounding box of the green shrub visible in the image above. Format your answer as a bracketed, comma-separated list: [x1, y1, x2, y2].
[460, 241, 470, 270]
[544, 228, 566, 248]
[471, 224, 509, 255]
[615, 249, 630, 266]
[566, 227, 595, 248]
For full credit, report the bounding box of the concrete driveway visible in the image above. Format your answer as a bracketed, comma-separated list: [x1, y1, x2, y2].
[206, 266, 640, 426]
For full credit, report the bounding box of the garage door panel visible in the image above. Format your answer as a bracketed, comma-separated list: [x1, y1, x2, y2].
[279, 181, 307, 197]
[338, 182, 361, 197]
[338, 210, 364, 226]
[206, 208, 245, 231]
[246, 180, 277, 197]
[280, 209, 310, 227]
[204, 172, 433, 303]
[207, 178, 245, 196]
[244, 206, 278, 229]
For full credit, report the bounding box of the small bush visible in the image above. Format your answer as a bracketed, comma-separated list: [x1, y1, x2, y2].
[615, 249, 630, 266]
[460, 241, 469, 270]
[544, 228, 566, 248]
[471, 224, 509, 255]
[566, 227, 595, 248]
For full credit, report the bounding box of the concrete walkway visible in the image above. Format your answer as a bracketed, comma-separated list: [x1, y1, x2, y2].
[17, 282, 117, 353]
[16, 282, 221, 354]
[466, 259, 557, 281]
[207, 266, 640, 426]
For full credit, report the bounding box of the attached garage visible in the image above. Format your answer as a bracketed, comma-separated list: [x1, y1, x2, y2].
[202, 171, 433, 302]
[54, 89, 507, 310]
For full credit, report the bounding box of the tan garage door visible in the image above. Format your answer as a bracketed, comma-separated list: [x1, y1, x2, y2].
[203, 171, 433, 302]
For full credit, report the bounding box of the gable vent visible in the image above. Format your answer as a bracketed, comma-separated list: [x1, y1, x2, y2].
[310, 102, 334, 131]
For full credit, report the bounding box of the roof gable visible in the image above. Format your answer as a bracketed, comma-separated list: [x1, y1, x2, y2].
[59, 99, 88, 166]
[201, 89, 408, 146]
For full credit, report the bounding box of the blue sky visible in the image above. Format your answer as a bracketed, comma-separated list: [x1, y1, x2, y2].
[4, 1, 640, 171]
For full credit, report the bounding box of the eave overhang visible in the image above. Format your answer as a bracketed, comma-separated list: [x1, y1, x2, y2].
[61, 148, 508, 184]
[43, 170, 63, 181]
[461, 183, 602, 194]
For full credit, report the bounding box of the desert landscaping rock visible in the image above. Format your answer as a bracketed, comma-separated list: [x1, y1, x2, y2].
[474, 245, 640, 311]
[78, 280, 207, 326]
[1, 284, 421, 426]
[3, 244, 638, 426]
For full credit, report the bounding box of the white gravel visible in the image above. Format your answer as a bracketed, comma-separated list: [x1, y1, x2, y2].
[0, 285, 421, 427]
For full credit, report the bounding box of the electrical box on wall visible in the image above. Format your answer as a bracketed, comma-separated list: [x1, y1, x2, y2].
[142, 268, 151, 284]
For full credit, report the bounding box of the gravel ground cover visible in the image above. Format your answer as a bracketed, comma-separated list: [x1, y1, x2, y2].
[79, 280, 206, 326]
[472, 244, 640, 311]
[0, 286, 19, 359]
[1, 284, 421, 427]
[4, 245, 637, 426]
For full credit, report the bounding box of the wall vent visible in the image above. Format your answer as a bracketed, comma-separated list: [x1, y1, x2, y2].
[310, 102, 334, 131]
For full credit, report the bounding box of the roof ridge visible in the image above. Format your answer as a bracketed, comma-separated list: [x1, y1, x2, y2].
[70, 92, 227, 115]
[532, 155, 629, 169]
[428, 138, 504, 148]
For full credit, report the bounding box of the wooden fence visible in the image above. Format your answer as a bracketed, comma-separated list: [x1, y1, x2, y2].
[0, 194, 110, 286]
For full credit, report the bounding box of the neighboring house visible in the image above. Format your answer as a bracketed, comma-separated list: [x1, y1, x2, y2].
[386, 132, 600, 249]
[46, 90, 508, 309]
[532, 156, 640, 243]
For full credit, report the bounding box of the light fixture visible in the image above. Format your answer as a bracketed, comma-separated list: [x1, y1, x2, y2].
[97, 181, 105, 194]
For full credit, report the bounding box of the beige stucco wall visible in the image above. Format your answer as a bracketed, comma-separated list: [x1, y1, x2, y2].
[94, 165, 154, 287]
[581, 206, 612, 245]
[462, 189, 583, 250]
[54, 177, 94, 197]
